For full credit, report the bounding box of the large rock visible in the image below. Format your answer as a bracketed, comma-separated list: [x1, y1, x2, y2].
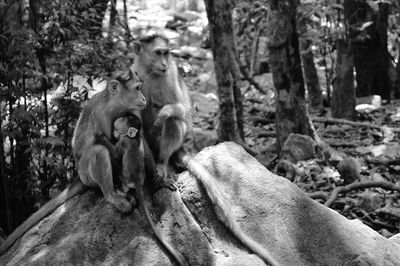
[281, 133, 317, 163]
[1, 142, 400, 265]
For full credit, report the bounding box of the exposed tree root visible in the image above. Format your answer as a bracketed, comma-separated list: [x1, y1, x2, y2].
[311, 116, 400, 133]
[365, 155, 400, 165]
[308, 191, 329, 201]
[324, 181, 400, 207]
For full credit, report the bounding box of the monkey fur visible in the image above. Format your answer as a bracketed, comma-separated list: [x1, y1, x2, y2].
[95, 113, 186, 266]
[131, 34, 278, 266]
[131, 34, 191, 191]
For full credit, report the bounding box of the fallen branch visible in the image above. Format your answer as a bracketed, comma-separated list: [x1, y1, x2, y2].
[365, 155, 400, 165]
[239, 65, 268, 94]
[311, 117, 400, 133]
[324, 181, 400, 207]
[324, 139, 358, 148]
[257, 131, 276, 138]
[308, 191, 329, 201]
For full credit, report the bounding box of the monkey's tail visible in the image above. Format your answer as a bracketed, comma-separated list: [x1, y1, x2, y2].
[179, 154, 279, 266]
[137, 191, 186, 266]
[0, 180, 86, 256]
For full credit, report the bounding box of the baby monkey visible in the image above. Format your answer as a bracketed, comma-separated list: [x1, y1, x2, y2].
[94, 113, 185, 266]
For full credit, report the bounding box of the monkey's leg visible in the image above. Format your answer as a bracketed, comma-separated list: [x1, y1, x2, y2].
[82, 145, 132, 213]
[156, 119, 186, 191]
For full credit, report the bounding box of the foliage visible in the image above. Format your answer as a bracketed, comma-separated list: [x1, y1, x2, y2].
[233, 0, 269, 76]
[0, 0, 134, 230]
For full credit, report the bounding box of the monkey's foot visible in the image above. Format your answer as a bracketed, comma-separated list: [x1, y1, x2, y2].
[126, 189, 137, 207]
[107, 194, 132, 213]
[155, 164, 177, 191]
[160, 177, 178, 191]
[128, 195, 137, 207]
[116, 188, 127, 197]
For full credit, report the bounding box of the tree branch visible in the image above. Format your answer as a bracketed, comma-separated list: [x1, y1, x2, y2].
[324, 181, 400, 207]
[365, 155, 400, 165]
[312, 116, 400, 133]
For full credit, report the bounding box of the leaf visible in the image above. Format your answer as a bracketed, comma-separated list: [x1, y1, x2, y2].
[330, 3, 344, 10]
[77, 0, 93, 9]
[360, 21, 374, 31]
[366, 0, 379, 13]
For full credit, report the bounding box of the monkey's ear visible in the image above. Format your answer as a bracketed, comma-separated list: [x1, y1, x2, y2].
[133, 41, 142, 55]
[108, 80, 120, 95]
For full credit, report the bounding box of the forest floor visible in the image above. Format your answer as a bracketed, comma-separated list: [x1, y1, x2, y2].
[119, 1, 400, 238]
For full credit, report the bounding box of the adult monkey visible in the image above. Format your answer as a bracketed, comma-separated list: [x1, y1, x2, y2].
[72, 70, 147, 213]
[131, 34, 191, 190]
[0, 71, 147, 255]
[131, 34, 279, 266]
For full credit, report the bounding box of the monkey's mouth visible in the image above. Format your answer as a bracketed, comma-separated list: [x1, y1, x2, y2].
[136, 104, 146, 110]
[157, 68, 167, 74]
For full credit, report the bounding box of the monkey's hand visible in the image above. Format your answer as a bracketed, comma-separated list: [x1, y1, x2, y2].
[153, 103, 186, 127]
[153, 105, 173, 127]
[154, 163, 178, 191]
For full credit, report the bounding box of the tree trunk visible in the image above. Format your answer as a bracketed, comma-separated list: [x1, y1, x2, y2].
[267, 0, 315, 150]
[109, 0, 117, 34]
[300, 39, 322, 112]
[375, 2, 390, 101]
[0, 105, 13, 235]
[349, 1, 390, 100]
[347, 0, 375, 98]
[332, 0, 356, 120]
[395, 60, 400, 99]
[331, 39, 356, 120]
[204, 0, 244, 143]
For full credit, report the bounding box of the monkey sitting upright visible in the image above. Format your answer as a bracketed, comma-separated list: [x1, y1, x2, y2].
[94, 113, 185, 266]
[131, 34, 279, 266]
[72, 70, 147, 214]
[0, 71, 148, 255]
[130, 34, 191, 191]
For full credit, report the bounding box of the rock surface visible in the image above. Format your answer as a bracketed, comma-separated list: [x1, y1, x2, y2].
[1, 142, 400, 265]
[281, 133, 317, 163]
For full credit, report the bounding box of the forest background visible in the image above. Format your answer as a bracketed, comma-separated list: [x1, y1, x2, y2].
[1, 0, 400, 241]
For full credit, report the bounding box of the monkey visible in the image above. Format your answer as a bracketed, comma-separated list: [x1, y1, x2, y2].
[94, 113, 185, 266]
[130, 34, 191, 191]
[72, 70, 146, 214]
[131, 34, 278, 266]
[0, 71, 147, 255]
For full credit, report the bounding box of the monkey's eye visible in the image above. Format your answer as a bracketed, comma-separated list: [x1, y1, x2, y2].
[154, 50, 162, 56]
[163, 50, 169, 57]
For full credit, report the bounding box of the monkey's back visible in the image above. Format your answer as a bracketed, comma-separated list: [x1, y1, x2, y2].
[120, 138, 145, 184]
[72, 90, 111, 160]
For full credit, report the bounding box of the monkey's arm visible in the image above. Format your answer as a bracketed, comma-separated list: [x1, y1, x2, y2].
[153, 103, 188, 127]
[94, 133, 120, 161]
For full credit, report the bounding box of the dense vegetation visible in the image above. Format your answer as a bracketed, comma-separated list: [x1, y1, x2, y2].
[1, 0, 400, 239]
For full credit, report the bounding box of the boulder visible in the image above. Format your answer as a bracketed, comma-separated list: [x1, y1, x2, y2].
[1, 142, 400, 265]
[281, 133, 317, 163]
[192, 128, 218, 151]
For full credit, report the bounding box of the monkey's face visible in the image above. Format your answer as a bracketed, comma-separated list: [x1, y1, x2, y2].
[113, 118, 128, 139]
[116, 77, 147, 111]
[145, 37, 170, 76]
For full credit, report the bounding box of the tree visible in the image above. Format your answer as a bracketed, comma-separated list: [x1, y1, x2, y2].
[348, 0, 391, 100]
[0, 0, 132, 233]
[267, 0, 316, 150]
[0, 106, 13, 235]
[331, 0, 356, 120]
[298, 2, 323, 112]
[204, 0, 255, 154]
